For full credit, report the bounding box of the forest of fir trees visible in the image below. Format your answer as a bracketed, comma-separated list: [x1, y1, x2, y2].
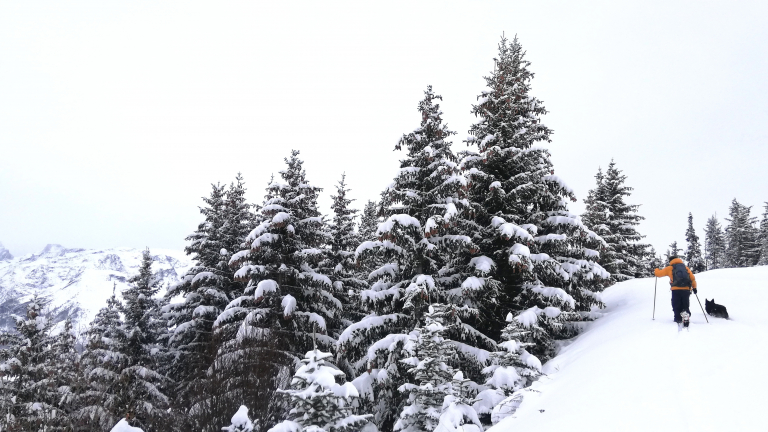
[2, 36, 767, 432]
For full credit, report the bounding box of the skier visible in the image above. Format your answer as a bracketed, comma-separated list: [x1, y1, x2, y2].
[654, 255, 697, 329]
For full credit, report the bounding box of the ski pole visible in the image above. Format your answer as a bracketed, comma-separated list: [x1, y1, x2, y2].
[652, 277, 657, 320]
[694, 292, 709, 323]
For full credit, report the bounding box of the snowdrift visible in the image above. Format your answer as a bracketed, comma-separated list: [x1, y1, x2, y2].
[491, 266, 768, 432]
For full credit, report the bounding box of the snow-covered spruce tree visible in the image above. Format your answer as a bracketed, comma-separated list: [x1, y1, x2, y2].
[164, 182, 227, 414]
[704, 215, 726, 270]
[759, 203, 768, 266]
[0, 297, 71, 431]
[581, 167, 608, 242]
[75, 287, 126, 430]
[359, 200, 380, 242]
[268, 348, 372, 432]
[460, 35, 608, 360]
[473, 312, 541, 426]
[115, 249, 171, 430]
[582, 161, 647, 282]
[340, 87, 495, 431]
[355, 199, 384, 283]
[684, 213, 706, 273]
[643, 246, 665, 276]
[223, 173, 259, 258]
[220, 150, 340, 426]
[322, 173, 369, 378]
[326, 173, 366, 313]
[395, 304, 482, 432]
[725, 199, 760, 267]
[50, 317, 81, 426]
[163, 176, 254, 431]
[665, 241, 682, 262]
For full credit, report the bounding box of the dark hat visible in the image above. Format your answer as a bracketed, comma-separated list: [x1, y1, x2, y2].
[668, 255, 679, 262]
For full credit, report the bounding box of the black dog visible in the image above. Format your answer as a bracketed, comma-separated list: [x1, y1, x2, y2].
[705, 299, 729, 319]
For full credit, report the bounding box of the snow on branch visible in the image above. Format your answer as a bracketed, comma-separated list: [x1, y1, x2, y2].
[254, 280, 279, 300]
[337, 314, 407, 348]
[526, 284, 576, 309]
[281, 294, 297, 318]
[368, 263, 399, 281]
[543, 174, 575, 196]
[376, 214, 421, 236]
[492, 217, 534, 242]
[469, 255, 496, 274]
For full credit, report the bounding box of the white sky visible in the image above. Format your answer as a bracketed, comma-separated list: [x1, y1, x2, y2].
[1, 1, 767, 258]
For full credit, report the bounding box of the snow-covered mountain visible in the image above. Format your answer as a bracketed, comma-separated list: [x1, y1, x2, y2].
[0, 244, 192, 332]
[490, 266, 768, 431]
[0, 242, 13, 261]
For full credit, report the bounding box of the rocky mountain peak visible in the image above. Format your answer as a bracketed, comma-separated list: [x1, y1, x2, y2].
[0, 242, 13, 261]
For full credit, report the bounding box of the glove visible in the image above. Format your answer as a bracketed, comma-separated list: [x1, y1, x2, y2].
[692, 288, 697, 294]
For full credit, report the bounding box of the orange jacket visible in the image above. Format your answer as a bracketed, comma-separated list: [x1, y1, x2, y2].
[654, 258, 697, 290]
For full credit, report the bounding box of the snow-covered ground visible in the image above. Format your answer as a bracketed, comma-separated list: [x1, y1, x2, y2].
[0, 244, 191, 332]
[492, 266, 768, 432]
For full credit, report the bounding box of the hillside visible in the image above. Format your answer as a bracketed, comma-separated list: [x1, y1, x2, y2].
[490, 266, 768, 432]
[0, 244, 191, 331]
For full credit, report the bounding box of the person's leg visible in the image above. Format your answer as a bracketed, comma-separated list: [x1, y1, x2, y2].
[684, 291, 691, 315]
[671, 291, 682, 322]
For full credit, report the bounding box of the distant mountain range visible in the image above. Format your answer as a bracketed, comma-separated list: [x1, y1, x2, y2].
[0, 243, 192, 332]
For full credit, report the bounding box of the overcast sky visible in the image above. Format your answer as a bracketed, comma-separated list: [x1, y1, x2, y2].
[1, 1, 767, 258]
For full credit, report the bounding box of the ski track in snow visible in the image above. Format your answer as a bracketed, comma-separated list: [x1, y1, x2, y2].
[491, 266, 768, 432]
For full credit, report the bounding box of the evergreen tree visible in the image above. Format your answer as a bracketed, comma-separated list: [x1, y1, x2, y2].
[582, 161, 647, 282]
[474, 312, 541, 426]
[460, 35, 608, 360]
[582, 167, 608, 242]
[324, 174, 368, 377]
[359, 200, 380, 242]
[435, 372, 483, 432]
[163, 176, 253, 431]
[0, 297, 70, 431]
[116, 249, 171, 430]
[665, 241, 682, 262]
[759, 203, 768, 266]
[221, 150, 340, 426]
[340, 87, 495, 431]
[684, 213, 706, 273]
[267, 348, 371, 432]
[394, 304, 482, 432]
[76, 287, 125, 430]
[326, 173, 366, 312]
[704, 215, 726, 270]
[356, 199, 385, 288]
[164, 183, 227, 413]
[725, 199, 760, 267]
[643, 246, 665, 276]
[50, 317, 81, 427]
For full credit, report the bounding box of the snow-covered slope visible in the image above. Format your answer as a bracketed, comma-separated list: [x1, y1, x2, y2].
[0, 244, 191, 331]
[491, 266, 768, 432]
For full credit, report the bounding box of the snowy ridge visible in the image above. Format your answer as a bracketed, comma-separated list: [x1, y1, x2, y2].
[0, 244, 191, 331]
[490, 266, 768, 431]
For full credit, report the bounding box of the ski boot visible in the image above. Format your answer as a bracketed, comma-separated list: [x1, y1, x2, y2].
[681, 312, 690, 330]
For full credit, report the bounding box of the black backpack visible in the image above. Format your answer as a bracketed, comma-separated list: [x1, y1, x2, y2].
[671, 263, 692, 288]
